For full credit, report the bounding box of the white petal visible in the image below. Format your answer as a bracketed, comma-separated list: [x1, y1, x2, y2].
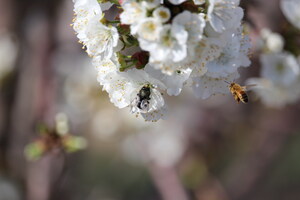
[192, 72, 239, 99]
[260, 52, 300, 86]
[281, 0, 300, 29]
[141, 104, 168, 122]
[168, 0, 187, 5]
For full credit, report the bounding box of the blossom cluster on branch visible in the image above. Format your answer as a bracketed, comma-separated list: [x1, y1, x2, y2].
[72, 0, 251, 121]
[247, 0, 300, 108]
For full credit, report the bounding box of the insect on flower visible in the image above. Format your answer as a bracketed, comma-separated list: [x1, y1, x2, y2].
[131, 85, 152, 113]
[72, 0, 252, 121]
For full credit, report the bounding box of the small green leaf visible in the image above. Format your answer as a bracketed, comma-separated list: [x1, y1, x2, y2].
[63, 136, 87, 153]
[24, 141, 46, 161]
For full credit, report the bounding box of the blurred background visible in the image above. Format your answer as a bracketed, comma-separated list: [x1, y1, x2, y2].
[0, 0, 300, 200]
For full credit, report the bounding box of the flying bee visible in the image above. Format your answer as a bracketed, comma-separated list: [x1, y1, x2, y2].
[130, 85, 152, 113]
[225, 81, 256, 104]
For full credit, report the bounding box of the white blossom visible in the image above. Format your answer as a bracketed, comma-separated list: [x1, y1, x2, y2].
[93, 55, 119, 85]
[205, 29, 251, 78]
[126, 69, 167, 120]
[120, 1, 147, 34]
[172, 11, 206, 44]
[246, 77, 300, 108]
[73, 0, 102, 16]
[84, 18, 119, 59]
[141, 104, 168, 122]
[141, 0, 161, 9]
[153, 6, 171, 23]
[145, 64, 192, 96]
[190, 37, 225, 77]
[140, 23, 188, 63]
[260, 28, 284, 53]
[72, 0, 252, 121]
[99, 67, 167, 121]
[137, 18, 163, 41]
[72, 0, 119, 59]
[246, 52, 300, 108]
[191, 72, 239, 99]
[260, 52, 300, 86]
[72, 0, 103, 42]
[168, 0, 187, 5]
[207, 0, 243, 33]
[148, 35, 224, 76]
[148, 58, 198, 76]
[142, 11, 206, 75]
[280, 0, 300, 29]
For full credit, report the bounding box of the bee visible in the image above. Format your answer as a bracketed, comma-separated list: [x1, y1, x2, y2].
[130, 85, 151, 113]
[226, 81, 256, 104]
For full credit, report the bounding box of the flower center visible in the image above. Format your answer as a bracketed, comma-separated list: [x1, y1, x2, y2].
[276, 63, 285, 74]
[159, 11, 169, 19]
[162, 30, 173, 47]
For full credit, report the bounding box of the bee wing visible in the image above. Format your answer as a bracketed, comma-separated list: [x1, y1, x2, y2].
[241, 84, 257, 91]
[130, 96, 140, 113]
[150, 89, 165, 111]
[234, 94, 241, 103]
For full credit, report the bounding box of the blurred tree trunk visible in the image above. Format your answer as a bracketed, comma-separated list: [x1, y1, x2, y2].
[0, 0, 62, 200]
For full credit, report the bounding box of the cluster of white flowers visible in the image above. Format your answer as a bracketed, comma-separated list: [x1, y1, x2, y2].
[72, 0, 251, 121]
[247, 29, 300, 108]
[245, 0, 300, 108]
